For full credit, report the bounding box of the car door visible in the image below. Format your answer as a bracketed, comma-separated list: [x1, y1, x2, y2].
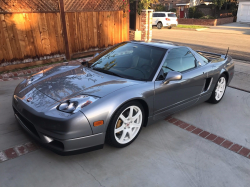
[159, 13, 165, 24]
[154, 47, 209, 120]
[152, 13, 158, 25]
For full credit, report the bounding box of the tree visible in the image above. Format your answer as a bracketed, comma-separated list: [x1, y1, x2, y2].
[139, 0, 159, 9]
[154, 4, 165, 11]
[130, 0, 159, 14]
[213, 0, 227, 10]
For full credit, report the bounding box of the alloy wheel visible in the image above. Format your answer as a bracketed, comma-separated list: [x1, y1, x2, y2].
[215, 77, 226, 101]
[114, 105, 142, 144]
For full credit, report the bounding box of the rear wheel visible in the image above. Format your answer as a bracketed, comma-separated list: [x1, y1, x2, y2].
[168, 26, 172, 29]
[207, 74, 227, 104]
[157, 22, 163, 29]
[106, 101, 144, 148]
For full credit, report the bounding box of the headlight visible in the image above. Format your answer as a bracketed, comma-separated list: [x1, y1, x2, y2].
[57, 95, 99, 113]
[26, 71, 43, 85]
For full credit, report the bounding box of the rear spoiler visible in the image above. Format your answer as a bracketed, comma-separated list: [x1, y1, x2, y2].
[196, 50, 228, 60]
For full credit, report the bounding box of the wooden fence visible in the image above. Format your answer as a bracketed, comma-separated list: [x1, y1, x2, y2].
[65, 11, 128, 55]
[0, 0, 129, 66]
[0, 13, 65, 63]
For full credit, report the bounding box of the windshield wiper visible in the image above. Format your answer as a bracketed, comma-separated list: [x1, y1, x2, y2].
[92, 68, 124, 78]
[162, 66, 175, 71]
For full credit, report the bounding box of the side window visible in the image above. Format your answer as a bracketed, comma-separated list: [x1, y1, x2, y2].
[162, 48, 197, 74]
[153, 13, 157, 17]
[159, 13, 166, 17]
[154, 13, 159, 17]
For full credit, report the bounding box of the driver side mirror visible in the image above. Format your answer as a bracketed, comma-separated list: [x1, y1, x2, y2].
[163, 71, 182, 84]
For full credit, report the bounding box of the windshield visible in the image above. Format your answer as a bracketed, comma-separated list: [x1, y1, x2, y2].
[90, 42, 167, 81]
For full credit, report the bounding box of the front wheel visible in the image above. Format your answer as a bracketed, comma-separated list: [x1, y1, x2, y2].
[207, 74, 227, 104]
[106, 101, 144, 148]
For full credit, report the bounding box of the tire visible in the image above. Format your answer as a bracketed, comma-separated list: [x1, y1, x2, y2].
[207, 74, 227, 104]
[157, 22, 163, 29]
[168, 26, 172, 29]
[106, 101, 145, 148]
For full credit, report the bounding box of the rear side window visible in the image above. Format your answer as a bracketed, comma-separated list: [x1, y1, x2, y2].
[162, 47, 197, 74]
[168, 13, 176, 17]
[194, 51, 209, 65]
[153, 13, 166, 17]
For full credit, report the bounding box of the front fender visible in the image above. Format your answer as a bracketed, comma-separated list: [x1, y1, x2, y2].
[81, 82, 155, 134]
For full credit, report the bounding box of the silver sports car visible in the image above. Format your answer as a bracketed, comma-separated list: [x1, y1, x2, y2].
[13, 41, 234, 155]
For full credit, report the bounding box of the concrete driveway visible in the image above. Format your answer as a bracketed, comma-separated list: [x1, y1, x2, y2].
[0, 62, 250, 186]
[199, 22, 250, 35]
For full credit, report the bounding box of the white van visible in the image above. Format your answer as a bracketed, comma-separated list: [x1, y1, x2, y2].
[152, 12, 178, 29]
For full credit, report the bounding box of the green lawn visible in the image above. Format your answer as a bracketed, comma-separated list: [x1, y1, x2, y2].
[176, 25, 209, 29]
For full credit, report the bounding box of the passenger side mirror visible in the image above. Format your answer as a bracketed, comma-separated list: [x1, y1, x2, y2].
[163, 71, 182, 84]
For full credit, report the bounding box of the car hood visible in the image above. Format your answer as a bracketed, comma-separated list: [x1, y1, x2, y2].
[31, 65, 139, 101]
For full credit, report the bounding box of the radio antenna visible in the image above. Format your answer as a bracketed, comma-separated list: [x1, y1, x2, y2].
[225, 47, 229, 59]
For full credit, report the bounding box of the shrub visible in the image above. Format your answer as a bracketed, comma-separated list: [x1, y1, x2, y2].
[188, 7, 195, 18]
[200, 15, 215, 19]
[188, 7, 204, 18]
[169, 8, 176, 12]
[229, 2, 238, 17]
[154, 4, 166, 11]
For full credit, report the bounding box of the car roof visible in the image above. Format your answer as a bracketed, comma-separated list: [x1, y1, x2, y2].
[130, 41, 180, 50]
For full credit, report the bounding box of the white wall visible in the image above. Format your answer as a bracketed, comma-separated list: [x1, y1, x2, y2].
[237, 1, 250, 22]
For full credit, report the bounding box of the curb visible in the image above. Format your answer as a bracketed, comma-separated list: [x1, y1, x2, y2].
[196, 28, 209, 31]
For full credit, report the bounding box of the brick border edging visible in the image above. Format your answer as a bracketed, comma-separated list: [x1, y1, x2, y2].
[0, 142, 39, 163]
[0, 57, 93, 82]
[1, 116, 250, 163]
[166, 116, 250, 159]
[228, 85, 250, 94]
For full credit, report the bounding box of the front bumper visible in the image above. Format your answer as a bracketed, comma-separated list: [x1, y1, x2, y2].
[12, 84, 105, 155]
[13, 105, 105, 155]
[14, 110, 104, 155]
